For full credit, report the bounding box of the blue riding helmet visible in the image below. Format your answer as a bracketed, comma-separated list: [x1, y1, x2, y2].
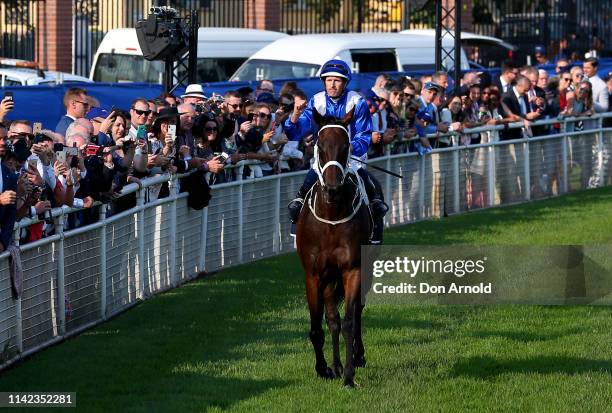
[319, 59, 352, 84]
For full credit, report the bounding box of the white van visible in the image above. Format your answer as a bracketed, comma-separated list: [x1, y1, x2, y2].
[229, 32, 470, 82]
[0, 68, 91, 86]
[400, 29, 517, 68]
[89, 28, 288, 84]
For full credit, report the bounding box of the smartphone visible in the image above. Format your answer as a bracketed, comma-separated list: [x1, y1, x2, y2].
[33, 122, 42, 134]
[28, 158, 38, 170]
[56, 150, 66, 163]
[247, 113, 255, 122]
[168, 124, 177, 140]
[3, 91, 13, 102]
[65, 146, 78, 156]
[216, 152, 229, 162]
[136, 125, 147, 140]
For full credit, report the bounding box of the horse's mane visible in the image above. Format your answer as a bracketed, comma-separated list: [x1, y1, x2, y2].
[313, 107, 354, 132]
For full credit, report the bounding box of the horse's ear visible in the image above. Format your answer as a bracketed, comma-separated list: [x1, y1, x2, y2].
[341, 107, 355, 127]
[312, 108, 326, 128]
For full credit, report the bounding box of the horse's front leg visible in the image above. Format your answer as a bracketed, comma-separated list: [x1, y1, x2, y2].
[353, 302, 366, 368]
[306, 274, 333, 379]
[324, 282, 342, 378]
[342, 269, 361, 387]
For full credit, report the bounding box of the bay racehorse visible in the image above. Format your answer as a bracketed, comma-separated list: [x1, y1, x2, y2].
[295, 108, 372, 388]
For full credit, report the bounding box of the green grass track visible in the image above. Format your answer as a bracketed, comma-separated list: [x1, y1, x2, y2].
[1, 187, 611, 412]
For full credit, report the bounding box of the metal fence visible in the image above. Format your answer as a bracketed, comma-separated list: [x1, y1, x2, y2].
[1, 113, 611, 369]
[0, 0, 40, 62]
[474, 0, 612, 63]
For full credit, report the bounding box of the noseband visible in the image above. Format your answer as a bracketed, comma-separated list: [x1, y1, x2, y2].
[313, 124, 351, 188]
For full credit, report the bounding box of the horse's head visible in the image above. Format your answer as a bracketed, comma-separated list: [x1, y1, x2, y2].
[312, 108, 354, 199]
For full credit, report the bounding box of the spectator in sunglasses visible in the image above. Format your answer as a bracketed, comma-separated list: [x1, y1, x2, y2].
[255, 80, 275, 98]
[218, 90, 247, 148]
[8, 120, 33, 144]
[146, 100, 157, 130]
[55, 87, 90, 137]
[274, 93, 294, 127]
[251, 103, 279, 176]
[128, 97, 152, 139]
[403, 83, 417, 103]
[555, 58, 570, 75]
[556, 73, 575, 116]
[193, 118, 220, 159]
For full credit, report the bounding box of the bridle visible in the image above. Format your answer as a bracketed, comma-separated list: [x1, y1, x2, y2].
[307, 123, 368, 225]
[313, 124, 351, 188]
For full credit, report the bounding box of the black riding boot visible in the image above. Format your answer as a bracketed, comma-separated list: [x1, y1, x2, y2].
[357, 168, 389, 244]
[288, 169, 318, 226]
[288, 185, 309, 223]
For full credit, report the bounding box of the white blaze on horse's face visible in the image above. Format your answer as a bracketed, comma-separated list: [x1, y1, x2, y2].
[324, 77, 347, 98]
[315, 124, 351, 190]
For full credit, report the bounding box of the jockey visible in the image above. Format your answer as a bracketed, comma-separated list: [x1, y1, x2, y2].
[285, 59, 388, 244]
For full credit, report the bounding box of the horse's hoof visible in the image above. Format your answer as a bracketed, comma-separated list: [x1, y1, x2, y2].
[343, 379, 355, 389]
[354, 355, 366, 368]
[317, 367, 336, 380]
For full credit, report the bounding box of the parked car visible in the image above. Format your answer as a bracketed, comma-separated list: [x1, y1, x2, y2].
[0, 68, 92, 86]
[90, 27, 288, 84]
[229, 32, 471, 82]
[400, 29, 518, 68]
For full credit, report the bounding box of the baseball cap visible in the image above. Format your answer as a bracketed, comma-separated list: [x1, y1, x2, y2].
[423, 82, 442, 92]
[256, 92, 277, 104]
[534, 45, 546, 55]
[86, 107, 110, 120]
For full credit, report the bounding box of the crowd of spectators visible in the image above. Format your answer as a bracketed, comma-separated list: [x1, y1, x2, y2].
[0, 55, 611, 248]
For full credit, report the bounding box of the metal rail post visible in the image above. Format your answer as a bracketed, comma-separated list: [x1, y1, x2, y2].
[56, 211, 66, 335]
[99, 205, 107, 319]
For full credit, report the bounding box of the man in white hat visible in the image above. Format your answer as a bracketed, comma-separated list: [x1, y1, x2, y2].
[181, 84, 207, 105]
